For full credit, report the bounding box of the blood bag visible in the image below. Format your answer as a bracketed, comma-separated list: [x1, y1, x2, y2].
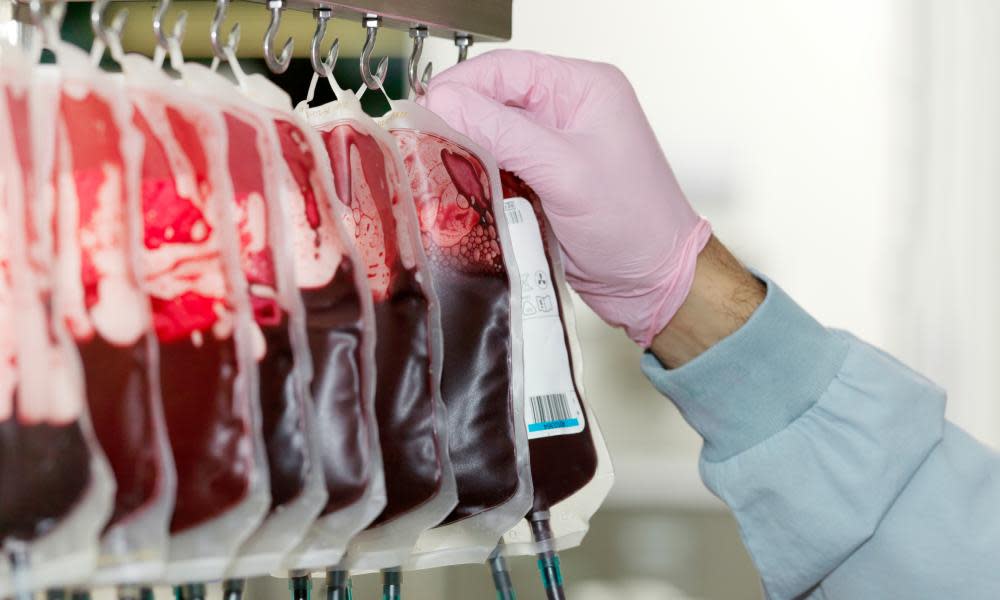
[178, 63, 327, 579]
[235, 72, 388, 572]
[0, 51, 114, 596]
[299, 79, 456, 571]
[382, 100, 532, 569]
[122, 54, 269, 584]
[49, 43, 176, 585]
[497, 172, 614, 557]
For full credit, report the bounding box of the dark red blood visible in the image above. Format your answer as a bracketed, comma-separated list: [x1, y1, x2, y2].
[134, 103, 254, 533]
[58, 90, 165, 529]
[0, 395, 91, 541]
[301, 262, 370, 514]
[77, 336, 159, 527]
[499, 171, 598, 511]
[159, 330, 252, 532]
[432, 269, 517, 524]
[259, 319, 308, 509]
[389, 130, 518, 525]
[223, 110, 307, 511]
[368, 269, 442, 527]
[316, 123, 444, 525]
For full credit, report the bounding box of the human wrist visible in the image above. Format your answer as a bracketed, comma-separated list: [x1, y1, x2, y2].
[626, 217, 712, 347]
[649, 236, 765, 368]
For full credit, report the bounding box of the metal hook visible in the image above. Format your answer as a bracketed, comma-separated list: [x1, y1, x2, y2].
[154, 0, 187, 52]
[263, 0, 293, 74]
[315, 37, 339, 78]
[171, 12, 188, 46]
[309, 7, 333, 76]
[90, 0, 112, 46]
[359, 13, 387, 90]
[49, 0, 66, 32]
[27, 0, 44, 29]
[91, 0, 128, 56]
[224, 22, 241, 55]
[408, 27, 433, 96]
[210, 0, 231, 61]
[421, 62, 433, 87]
[29, 0, 64, 44]
[108, 7, 129, 40]
[455, 33, 472, 63]
[210, 4, 239, 68]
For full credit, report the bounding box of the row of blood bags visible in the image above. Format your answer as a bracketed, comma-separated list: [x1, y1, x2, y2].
[0, 39, 612, 595]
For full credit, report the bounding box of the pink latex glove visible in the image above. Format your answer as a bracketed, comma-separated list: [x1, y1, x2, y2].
[420, 50, 712, 347]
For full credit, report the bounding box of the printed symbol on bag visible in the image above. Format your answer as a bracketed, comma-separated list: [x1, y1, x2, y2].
[523, 298, 538, 316]
[538, 296, 554, 313]
[521, 273, 534, 292]
[535, 271, 548, 289]
[505, 206, 524, 225]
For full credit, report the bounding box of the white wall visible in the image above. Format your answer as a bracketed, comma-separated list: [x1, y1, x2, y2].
[895, 0, 1000, 446]
[430, 0, 905, 341]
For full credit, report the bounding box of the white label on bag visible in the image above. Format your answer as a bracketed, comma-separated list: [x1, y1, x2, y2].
[504, 197, 585, 439]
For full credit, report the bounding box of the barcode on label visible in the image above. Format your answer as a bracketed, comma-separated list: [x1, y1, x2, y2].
[530, 393, 572, 424]
[505, 206, 524, 224]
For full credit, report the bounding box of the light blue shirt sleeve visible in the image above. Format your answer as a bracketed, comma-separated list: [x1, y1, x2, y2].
[641, 277, 1000, 599]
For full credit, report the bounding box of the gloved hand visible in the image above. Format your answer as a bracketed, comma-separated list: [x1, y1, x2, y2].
[420, 50, 712, 347]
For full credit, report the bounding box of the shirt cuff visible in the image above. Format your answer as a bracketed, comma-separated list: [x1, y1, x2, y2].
[641, 275, 850, 462]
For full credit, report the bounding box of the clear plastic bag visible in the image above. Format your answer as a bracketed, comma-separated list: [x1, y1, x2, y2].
[380, 100, 533, 570]
[297, 78, 456, 571]
[231, 67, 387, 572]
[496, 173, 614, 557]
[175, 62, 328, 579]
[0, 50, 114, 596]
[48, 42, 176, 585]
[120, 53, 269, 584]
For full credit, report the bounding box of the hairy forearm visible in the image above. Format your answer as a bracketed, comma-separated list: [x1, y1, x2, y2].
[650, 236, 765, 368]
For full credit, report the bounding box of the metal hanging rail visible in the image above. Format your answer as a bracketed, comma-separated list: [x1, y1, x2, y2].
[13, 0, 511, 42]
[259, 0, 511, 42]
[3, 0, 510, 75]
